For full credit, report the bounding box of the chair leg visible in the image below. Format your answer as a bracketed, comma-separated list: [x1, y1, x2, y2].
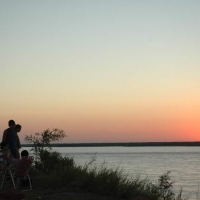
[8, 169, 16, 188]
[28, 175, 32, 190]
[1, 169, 7, 189]
[21, 175, 32, 192]
[16, 177, 20, 189]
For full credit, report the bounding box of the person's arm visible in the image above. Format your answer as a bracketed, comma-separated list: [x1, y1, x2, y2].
[2, 130, 7, 142]
[16, 135, 21, 149]
[19, 139, 21, 148]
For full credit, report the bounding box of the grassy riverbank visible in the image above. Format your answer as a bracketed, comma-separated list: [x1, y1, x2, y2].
[24, 162, 184, 200]
[23, 129, 186, 200]
[24, 152, 184, 200]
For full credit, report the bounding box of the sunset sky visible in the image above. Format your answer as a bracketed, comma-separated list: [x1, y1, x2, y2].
[0, 0, 200, 143]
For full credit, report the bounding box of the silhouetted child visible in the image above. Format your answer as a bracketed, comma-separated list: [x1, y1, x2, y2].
[20, 150, 29, 157]
[8, 150, 29, 168]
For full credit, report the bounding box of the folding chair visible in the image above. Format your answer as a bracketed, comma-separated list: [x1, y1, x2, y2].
[1, 156, 34, 191]
[13, 156, 34, 191]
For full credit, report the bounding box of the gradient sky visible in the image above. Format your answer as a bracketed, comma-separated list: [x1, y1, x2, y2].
[0, 0, 200, 143]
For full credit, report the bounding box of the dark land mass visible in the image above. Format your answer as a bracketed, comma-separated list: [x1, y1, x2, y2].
[21, 141, 200, 147]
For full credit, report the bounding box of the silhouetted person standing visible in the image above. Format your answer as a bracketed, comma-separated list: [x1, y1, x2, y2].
[2, 120, 18, 158]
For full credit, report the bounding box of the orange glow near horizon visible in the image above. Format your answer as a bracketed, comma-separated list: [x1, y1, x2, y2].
[1, 101, 199, 143]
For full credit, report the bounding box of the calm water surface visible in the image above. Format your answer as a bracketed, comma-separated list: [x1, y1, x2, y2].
[24, 146, 200, 199]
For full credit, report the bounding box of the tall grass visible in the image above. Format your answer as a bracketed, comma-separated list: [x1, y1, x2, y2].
[25, 129, 186, 200]
[31, 149, 186, 200]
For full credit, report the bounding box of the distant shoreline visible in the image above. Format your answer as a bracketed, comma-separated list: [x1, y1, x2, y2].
[21, 141, 200, 147]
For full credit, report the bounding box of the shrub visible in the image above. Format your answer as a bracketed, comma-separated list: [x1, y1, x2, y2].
[25, 128, 74, 173]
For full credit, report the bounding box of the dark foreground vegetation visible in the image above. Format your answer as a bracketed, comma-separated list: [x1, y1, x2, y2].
[24, 129, 187, 200]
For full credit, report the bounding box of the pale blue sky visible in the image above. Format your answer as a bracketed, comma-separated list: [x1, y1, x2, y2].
[0, 0, 200, 142]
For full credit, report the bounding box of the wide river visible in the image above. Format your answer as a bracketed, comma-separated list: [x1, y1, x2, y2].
[24, 146, 200, 200]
